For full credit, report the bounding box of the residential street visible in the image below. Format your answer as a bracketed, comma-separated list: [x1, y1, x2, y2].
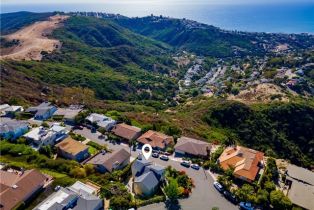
[73, 127, 238, 210]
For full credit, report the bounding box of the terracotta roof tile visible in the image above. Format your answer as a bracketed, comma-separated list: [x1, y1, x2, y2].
[218, 146, 264, 182]
[137, 130, 174, 149]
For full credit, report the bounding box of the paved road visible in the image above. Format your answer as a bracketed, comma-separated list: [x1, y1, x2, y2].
[75, 127, 238, 210]
[138, 156, 238, 210]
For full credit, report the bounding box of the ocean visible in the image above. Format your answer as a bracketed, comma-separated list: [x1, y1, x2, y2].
[1, 2, 314, 33]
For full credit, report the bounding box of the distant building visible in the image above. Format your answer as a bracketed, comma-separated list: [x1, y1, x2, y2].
[174, 136, 211, 158]
[85, 113, 116, 131]
[0, 120, 29, 140]
[86, 148, 130, 173]
[53, 105, 83, 124]
[23, 124, 68, 149]
[34, 181, 103, 210]
[111, 123, 141, 142]
[55, 137, 89, 162]
[0, 169, 48, 210]
[131, 158, 165, 197]
[285, 164, 314, 210]
[137, 130, 174, 150]
[25, 102, 57, 120]
[218, 146, 264, 183]
[0, 104, 24, 117]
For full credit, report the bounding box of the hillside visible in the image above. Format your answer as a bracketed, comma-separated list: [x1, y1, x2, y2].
[113, 16, 314, 57]
[0, 11, 54, 35]
[1, 14, 179, 103]
[0, 15, 68, 60]
[0, 12, 314, 169]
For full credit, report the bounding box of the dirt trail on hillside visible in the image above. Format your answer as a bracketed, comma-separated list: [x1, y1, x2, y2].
[0, 15, 69, 61]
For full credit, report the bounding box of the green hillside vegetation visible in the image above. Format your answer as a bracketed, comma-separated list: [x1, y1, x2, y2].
[1, 16, 178, 102]
[0, 11, 53, 35]
[114, 16, 314, 57]
[203, 100, 314, 167]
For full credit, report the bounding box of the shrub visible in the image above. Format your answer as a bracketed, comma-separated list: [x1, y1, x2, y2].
[270, 190, 292, 210]
[69, 167, 87, 178]
[164, 178, 179, 201]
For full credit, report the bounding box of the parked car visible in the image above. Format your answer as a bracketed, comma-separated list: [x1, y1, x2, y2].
[213, 181, 224, 193]
[181, 161, 191, 168]
[223, 191, 238, 204]
[73, 125, 83, 130]
[239, 202, 254, 210]
[152, 153, 159, 158]
[191, 164, 200, 170]
[164, 152, 171, 156]
[152, 150, 161, 154]
[160, 155, 169, 161]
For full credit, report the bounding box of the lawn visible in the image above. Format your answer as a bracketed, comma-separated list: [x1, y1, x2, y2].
[88, 145, 99, 155]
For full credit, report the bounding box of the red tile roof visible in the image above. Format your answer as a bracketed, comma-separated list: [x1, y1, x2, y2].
[218, 146, 264, 182]
[137, 130, 174, 150]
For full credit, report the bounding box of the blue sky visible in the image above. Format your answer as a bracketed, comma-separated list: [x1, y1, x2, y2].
[2, 0, 312, 4]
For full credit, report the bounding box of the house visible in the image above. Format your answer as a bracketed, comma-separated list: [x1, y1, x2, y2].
[131, 158, 165, 197]
[0, 169, 48, 210]
[218, 146, 264, 183]
[86, 113, 116, 131]
[23, 124, 68, 149]
[55, 137, 89, 162]
[174, 136, 211, 158]
[111, 123, 141, 142]
[25, 102, 57, 120]
[0, 120, 29, 140]
[137, 130, 174, 150]
[53, 105, 83, 124]
[284, 164, 314, 210]
[0, 104, 24, 117]
[86, 148, 130, 173]
[34, 181, 103, 210]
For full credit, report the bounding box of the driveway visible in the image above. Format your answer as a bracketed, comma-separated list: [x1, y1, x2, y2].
[73, 127, 106, 146]
[138, 156, 238, 210]
[76, 129, 238, 210]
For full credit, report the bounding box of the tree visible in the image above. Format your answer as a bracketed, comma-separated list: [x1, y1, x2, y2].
[264, 181, 276, 192]
[165, 179, 179, 201]
[256, 189, 269, 205]
[270, 190, 292, 210]
[98, 127, 107, 135]
[177, 174, 189, 189]
[39, 145, 53, 158]
[41, 122, 49, 128]
[235, 184, 255, 203]
[70, 167, 86, 178]
[84, 164, 95, 175]
[109, 196, 130, 210]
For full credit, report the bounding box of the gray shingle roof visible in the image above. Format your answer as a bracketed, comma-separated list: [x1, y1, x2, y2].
[134, 171, 159, 191]
[131, 159, 151, 177]
[87, 148, 130, 172]
[287, 164, 314, 186]
[0, 120, 28, 133]
[175, 136, 211, 156]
